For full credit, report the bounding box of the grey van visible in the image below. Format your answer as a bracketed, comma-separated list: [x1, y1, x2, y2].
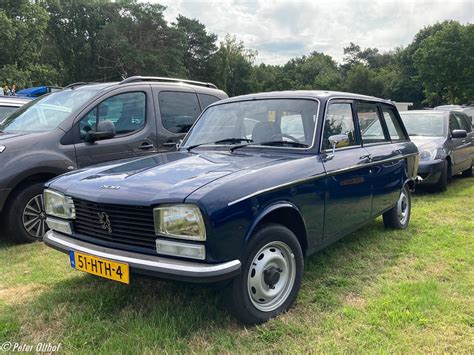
[0, 76, 227, 242]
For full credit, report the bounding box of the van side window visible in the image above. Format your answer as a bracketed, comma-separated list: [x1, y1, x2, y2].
[449, 114, 461, 131]
[381, 106, 408, 141]
[159, 91, 201, 133]
[454, 113, 471, 132]
[198, 94, 220, 110]
[79, 92, 146, 139]
[323, 102, 358, 150]
[357, 103, 389, 144]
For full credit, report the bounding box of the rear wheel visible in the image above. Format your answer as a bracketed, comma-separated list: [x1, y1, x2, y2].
[228, 223, 304, 324]
[383, 185, 411, 229]
[5, 182, 48, 243]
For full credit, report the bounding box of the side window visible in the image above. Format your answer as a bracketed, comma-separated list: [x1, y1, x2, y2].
[454, 113, 471, 132]
[449, 114, 461, 131]
[79, 92, 146, 139]
[381, 106, 408, 141]
[357, 103, 389, 144]
[159, 91, 201, 133]
[323, 102, 358, 150]
[198, 94, 220, 110]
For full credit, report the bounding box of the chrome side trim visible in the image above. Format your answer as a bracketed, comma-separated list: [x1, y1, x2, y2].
[228, 172, 326, 206]
[227, 152, 418, 206]
[44, 231, 241, 278]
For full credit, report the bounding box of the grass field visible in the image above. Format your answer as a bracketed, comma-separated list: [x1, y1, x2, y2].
[0, 176, 473, 353]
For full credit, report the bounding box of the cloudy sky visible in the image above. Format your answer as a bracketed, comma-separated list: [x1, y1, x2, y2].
[152, 0, 474, 65]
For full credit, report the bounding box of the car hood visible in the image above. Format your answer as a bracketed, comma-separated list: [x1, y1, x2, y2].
[409, 136, 446, 150]
[0, 131, 38, 142]
[48, 150, 291, 205]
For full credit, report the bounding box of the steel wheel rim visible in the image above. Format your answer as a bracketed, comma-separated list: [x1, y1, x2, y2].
[247, 241, 296, 312]
[22, 194, 47, 239]
[397, 190, 409, 225]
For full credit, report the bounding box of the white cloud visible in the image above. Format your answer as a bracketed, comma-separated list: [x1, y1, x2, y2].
[151, 0, 474, 64]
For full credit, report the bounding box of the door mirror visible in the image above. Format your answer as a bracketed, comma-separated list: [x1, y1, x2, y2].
[328, 134, 349, 152]
[84, 120, 116, 143]
[451, 129, 467, 139]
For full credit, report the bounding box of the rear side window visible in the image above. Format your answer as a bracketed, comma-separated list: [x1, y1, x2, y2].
[323, 102, 358, 150]
[79, 92, 146, 139]
[159, 91, 201, 133]
[381, 106, 408, 141]
[357, 103, 389, 144]
[198, 94, 220, 110]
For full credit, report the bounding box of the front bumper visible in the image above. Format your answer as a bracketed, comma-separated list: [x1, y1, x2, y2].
[417, 159, 444, 185]
[44, 230, 241, 283]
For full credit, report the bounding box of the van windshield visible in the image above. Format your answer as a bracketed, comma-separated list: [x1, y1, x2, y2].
[0, 86, 105, 133]
[400, 113, 446, 137]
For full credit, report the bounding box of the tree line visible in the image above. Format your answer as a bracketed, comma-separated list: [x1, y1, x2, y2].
[1, 0, 473, 107]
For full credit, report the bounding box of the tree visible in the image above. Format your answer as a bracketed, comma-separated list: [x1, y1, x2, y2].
[413, 22, 474, 105]
[343, 63, 384, 96]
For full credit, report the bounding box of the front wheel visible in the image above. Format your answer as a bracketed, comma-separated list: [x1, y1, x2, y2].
[228, 223, 304, 324]
[461, 163, 473, 177]
[383, 185, 411, 229]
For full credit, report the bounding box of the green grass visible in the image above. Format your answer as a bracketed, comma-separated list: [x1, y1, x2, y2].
[0, 176, 473, 353]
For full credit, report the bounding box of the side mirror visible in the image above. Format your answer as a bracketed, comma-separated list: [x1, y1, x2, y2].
[84, 120, 116, 143]
[451, 129, 467, 139]
[328, 134, 349, 153]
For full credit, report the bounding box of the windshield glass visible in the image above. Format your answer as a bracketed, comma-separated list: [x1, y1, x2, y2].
[0, 86, 104, 133]
[182, 99, 318, 149]
[400, 113, 445, 137]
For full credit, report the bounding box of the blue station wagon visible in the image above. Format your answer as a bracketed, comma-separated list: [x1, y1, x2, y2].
[43, 91, 419, 324]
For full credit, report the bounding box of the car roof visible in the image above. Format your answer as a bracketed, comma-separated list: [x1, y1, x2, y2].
[0, 96, 33, 105]
[217, 90, 394, 105]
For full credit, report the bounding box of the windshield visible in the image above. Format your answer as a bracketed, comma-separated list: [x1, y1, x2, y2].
[400, 113, 445, 137]
[182, 99, 318, 149]
[0, 86, 104, 133]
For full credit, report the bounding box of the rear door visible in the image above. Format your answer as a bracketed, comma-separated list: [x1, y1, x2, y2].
[321, 100, 372, 240]
[357, 102, 407, 215]
[73, 86, 158, 168]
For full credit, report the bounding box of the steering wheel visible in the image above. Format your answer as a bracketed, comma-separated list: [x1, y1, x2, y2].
[270, 133, 300, 143]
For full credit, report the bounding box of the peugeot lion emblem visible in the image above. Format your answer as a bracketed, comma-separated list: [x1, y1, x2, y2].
[98, 212, 112, 234]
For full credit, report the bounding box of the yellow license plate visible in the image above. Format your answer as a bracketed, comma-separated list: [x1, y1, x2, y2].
[69, 250, 129, 284]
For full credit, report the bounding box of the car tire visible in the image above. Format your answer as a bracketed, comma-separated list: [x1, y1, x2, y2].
[432, 160, 449, 191]
[461, 164, 473, 177]
[383, 185, 411, 229]
[5, 182, 48, 243]
[227, 223, 304, 325]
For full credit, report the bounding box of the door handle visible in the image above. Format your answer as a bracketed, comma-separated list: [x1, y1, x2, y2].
[163, 142, 177, 147]
[138, 143, 155, 150]
[359, 154, 372, 162]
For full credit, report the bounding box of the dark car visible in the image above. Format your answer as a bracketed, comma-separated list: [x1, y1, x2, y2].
[16, 86, 63, 98]
[43, 91, 418, 324]
[0, 96, 32, 124]
[399, 110, 473, 190]
[0, 76, 227, 243]
[435, 105, 474, 126]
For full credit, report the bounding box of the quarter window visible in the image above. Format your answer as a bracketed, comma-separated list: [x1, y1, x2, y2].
[198, 94, 220, 110]
[357, 103, 389, 144]
[79, 92, 146, 139]
[323, 102, 358, 150]
[381, 106, 408, 141]
[159, 91, 201, 133]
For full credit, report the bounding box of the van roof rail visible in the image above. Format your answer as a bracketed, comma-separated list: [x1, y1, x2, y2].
[64, 82, 89, 89]
[119, 76, 218, 89]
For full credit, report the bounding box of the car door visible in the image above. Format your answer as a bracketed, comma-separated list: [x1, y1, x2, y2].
[153, 87, 203, 152]
[357, 102, 407, 215]
[447, 113, 469, 174]
[454, 112, 474, 167]
[73, 87, 158, 168]
[321, 100, 372, 240]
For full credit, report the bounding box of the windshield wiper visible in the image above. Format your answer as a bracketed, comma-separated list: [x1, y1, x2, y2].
[231, 140, 308, 151]
[186, 138, 253, 151]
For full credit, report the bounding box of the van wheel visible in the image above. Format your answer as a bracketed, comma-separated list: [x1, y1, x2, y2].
[228, 223, 304, 324]
[383, 185, 411, 229]
[5, 182, 48, 243]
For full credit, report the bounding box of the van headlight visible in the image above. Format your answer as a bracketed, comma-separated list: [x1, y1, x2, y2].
[153, 204, 206, 241]
[44, 189, 76, 219]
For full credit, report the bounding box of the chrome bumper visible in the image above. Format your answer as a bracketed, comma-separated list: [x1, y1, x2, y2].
[44, 230, 241, 282]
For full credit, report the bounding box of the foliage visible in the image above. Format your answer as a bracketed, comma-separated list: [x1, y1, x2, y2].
[0, 1, 471, 107]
